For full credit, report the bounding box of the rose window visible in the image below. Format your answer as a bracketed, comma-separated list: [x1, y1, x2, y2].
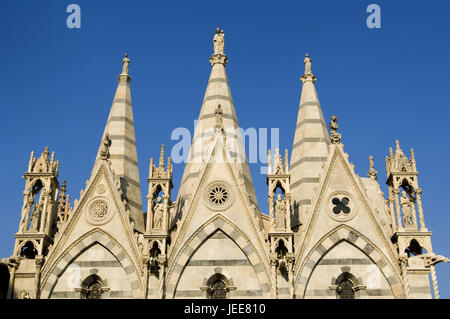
[204, 182, 234, 210]
[88, 199, 108, 221]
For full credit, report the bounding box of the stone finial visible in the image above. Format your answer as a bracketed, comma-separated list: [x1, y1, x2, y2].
[167, 156, 173, 178]
[61, 179, 67, 194]
[284, 149, 289, 173]
[329, 115, 342, 144]
[31, 146, 59, 174]
[395, 139, 404, 156]
[100, 133, 112, 160]
[388, 139, 415, 173]
[410, 148, 417, 171]
[159, 144, 165, 168]
[368, 155, 378, 180]
[43, 146, 50, 160]
[150, 144, 172, 179]
[122, 53, 130, 75]
[396, 139, 400, 151]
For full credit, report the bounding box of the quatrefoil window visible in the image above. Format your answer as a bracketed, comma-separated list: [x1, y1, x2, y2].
[332, 197, 351, 215]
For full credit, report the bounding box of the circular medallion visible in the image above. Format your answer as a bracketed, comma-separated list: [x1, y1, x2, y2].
[97, 183, 106, 194]
[85, 198, 113, 225]
[327, 191, 357, 222]
[204, 181, 234, 211]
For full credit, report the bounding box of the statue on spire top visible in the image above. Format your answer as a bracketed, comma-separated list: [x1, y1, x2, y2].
[122, 53, 130, 75]
[304, 54, 312, 75]
[213, 27, 225, 55]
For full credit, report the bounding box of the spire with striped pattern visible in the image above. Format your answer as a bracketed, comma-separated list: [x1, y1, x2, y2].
[96, 53, 145, 232]
[175, 28, 259, 214]
[289, 54, 330, 228]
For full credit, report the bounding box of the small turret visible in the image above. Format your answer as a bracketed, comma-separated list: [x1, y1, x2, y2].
[10, 147, 67, 298]
[267, 148, 295, 298]
[143, 144, 173, 298]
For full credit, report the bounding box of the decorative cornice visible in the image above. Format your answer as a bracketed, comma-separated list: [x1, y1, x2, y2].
[210, 54, 228, 66]
[300, 73, 316, 84]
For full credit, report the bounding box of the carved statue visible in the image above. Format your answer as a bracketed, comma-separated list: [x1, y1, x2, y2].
[0, 257, 18, 268]
[274, 194, 286, 229]
[100, 133, 112, 159]
[304, 54, 312, 74]
[273, 149, 284, 174]
[21, 196, 34, 231]
[329, 115, 342, 144]
[213, 27, 225, 54]
[368, 155, 378, 180]
[401, 191, 414, 227]
[29, 202, 42, 231]
[215, 104, 224, 133]
[329, 115, 338, 133]
[426, 254, 450, 266]
[18, 290, 31, 299]
[153, 197, 164, 229]
[122, 53, 130, 74]
[137, 233, 144, 252]
[58, 195, 65, 215]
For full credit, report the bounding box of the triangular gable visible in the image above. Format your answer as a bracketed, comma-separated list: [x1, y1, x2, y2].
[41, 159, 143, 285]
[167, 135, 268, 280]
[294, 144, 400, 275]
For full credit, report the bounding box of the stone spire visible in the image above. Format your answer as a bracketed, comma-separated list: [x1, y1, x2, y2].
[95, 53, 144, 232]
[289, 54, 330, 228]
[175, 28, 259, 213]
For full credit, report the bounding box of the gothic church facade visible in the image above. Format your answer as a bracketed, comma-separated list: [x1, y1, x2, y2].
[1, 29, 448, 299]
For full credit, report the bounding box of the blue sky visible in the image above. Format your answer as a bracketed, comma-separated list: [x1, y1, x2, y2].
[1, 0, 449, 297]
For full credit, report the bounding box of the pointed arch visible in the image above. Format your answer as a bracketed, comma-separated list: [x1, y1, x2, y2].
[40, 228, 141, 299]
[293, 225, 405, 298]
[165, 214, 272, 298]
